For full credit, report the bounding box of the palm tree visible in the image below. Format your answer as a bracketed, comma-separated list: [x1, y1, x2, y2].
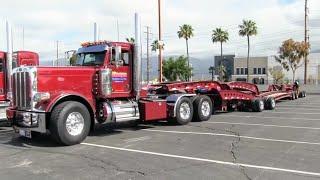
[177, 24, 194, 81]
[151, 40, 164, 52]
[125, 37, 135, 43]
[212, 28, 229, 82]
[239, 20, 258, 82]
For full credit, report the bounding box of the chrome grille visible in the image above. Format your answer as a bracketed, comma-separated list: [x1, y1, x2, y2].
[12, 68, 32, 109]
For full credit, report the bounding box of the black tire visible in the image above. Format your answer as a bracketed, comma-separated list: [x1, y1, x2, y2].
[252, 98, 264, 112]
[193, 95, 213, 122]
[264, 97, 276, 110]
[50, 101, 91, 146]
[174, 97, 193, 125]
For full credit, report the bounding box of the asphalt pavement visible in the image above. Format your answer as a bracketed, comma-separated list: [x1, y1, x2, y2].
[0, 95, 320, 179]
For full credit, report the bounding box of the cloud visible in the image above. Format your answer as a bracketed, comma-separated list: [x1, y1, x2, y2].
[0, 0, 319, 63]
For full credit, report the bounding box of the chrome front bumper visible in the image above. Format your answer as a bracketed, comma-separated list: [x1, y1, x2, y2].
[8, 109, 46, 133]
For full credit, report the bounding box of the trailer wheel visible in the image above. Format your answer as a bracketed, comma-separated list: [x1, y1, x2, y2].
[175, 97, 193, 125]
[252, 98, 264, 112]
[264, 97, 276, 110]
[50, 101, 91, 145]
[193, 95, 213, 122]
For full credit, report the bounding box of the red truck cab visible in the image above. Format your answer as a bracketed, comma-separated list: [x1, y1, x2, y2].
[0, 51, 39, 103]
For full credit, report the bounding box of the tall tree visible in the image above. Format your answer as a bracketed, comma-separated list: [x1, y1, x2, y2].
[269, 68, 285, 84]
[125, 37, 135, 43]
[209, 66, 215, 81]
[212, 28, 229, 82]
[239, 20, 258, 82]
[163, 56, 192, 81]
[177, 24, 194, 81]
[151, 40, 164, 52]
[275, 39, 310, 83]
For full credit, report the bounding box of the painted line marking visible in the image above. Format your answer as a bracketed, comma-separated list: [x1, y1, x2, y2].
[142, 129, 320, 146]
[277, 105, 320, 108]
[267, 111, 320, 115]
[81, 142, 320, 177]
[214, 115, 320, 122]
[276, 107, 320, 111]
[205, 121, 320, 130]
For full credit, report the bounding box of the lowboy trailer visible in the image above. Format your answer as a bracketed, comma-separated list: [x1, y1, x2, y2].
[5, 14, 303, 145]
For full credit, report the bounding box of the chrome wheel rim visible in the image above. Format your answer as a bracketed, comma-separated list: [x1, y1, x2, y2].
[259, 100, 264, 110]
[66, 112, 84, 136]
[179, 102, 191, 120]
[271, 99, 276, 108]
[201, 101, 211, 117]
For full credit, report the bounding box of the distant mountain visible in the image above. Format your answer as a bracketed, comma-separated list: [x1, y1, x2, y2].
[39, 56, 216, 81]
[141, 56, 215, 81]
[311, 49, 320, 53]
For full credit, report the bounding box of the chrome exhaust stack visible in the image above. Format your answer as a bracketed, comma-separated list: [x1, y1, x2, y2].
[6, 21, 13, 94]
[134, 13, 142, 100]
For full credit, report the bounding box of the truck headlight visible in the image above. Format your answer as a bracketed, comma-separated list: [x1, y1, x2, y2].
[33, 92, 50, 102]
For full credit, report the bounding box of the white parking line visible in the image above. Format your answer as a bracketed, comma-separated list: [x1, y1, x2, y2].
[81, 142, 320, 177]
[142, 129, 320, 146]
[276, 107, 320, 111]
[205, 121, 320, 130]
[215, 115, 320, 122]
[267, 111, 320, 115]
[278, 105, 320, 108]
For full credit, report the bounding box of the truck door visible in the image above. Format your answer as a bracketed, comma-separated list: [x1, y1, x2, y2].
[109, 46, 132, 96]
[0, 58, 5, 101]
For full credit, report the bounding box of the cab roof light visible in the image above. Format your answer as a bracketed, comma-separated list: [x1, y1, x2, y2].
[81, 40, 111, 47]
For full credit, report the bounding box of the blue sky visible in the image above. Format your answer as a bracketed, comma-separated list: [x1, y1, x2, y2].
[0, 0, 319, 63]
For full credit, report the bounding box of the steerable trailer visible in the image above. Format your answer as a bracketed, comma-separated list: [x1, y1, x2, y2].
[6, 14, 304, 145]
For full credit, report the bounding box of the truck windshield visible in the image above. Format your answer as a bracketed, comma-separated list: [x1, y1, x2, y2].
[75, 52, 105, 66]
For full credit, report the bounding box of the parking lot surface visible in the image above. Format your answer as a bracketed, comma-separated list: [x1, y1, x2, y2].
[1, 95, 320, 180]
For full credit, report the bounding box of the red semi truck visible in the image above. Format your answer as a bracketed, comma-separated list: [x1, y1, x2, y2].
[6, 15, 301, 145]
[0, 51, 39, 104]
[6, 40, 290, 145]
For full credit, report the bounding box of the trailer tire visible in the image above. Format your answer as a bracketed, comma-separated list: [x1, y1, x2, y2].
[252, 98, 264, 112]
[193, 95, 213, 122]
[50, 101, 91, 146]
[264, 97, 276, 110]
[174, 97, 193, 125]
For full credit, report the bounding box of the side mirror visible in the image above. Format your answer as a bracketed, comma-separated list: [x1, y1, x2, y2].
[109, 46, 122, 67]
[115, 46, 122, 63]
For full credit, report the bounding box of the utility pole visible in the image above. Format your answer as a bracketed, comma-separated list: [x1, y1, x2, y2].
[158, 0, 163, 82]
[304, 0, 309, 84]
[145, 26, 152, 83]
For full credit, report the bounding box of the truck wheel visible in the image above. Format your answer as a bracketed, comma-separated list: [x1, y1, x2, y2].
[264, 97, 276, 110]
[252, 98, 264, 112]
[175, 97, 193, 125]
[193, 95, 213, 122]
[50, 101, 91, 145]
